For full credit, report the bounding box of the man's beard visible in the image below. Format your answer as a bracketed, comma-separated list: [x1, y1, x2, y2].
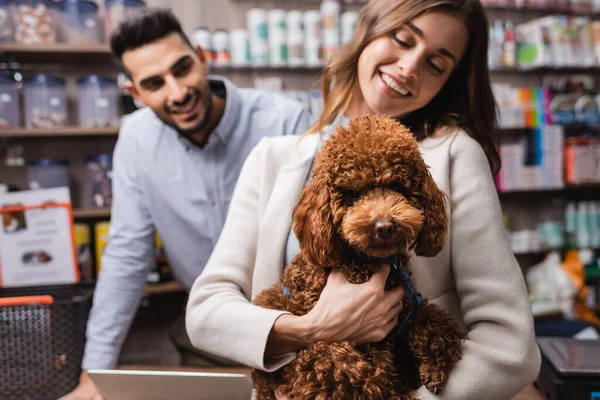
[159, 88, 214, 147]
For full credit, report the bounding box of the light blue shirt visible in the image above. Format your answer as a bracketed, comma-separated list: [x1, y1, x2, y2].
[83, 76, 311, 370]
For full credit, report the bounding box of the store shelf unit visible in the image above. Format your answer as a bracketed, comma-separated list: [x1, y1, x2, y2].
[143, 281, 186, 296]
[0, 127, 120, 138]
[0, 44, 113, 64]
[72, 208, 111, 219]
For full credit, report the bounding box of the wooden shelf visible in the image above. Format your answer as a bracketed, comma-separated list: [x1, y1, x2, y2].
[0, 43, 114, 64]
[213, 65, 323, 73]
[143, 281, 186, 296]
[490, 66, 600, 74]
[499, 185, 600, 195]
[514, 247, 600, 256]
[72, 208, 111, 219]
[0, 127, 119, 138]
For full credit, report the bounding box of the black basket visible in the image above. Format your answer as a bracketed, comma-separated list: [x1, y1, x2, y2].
[0, 284, 94, 400]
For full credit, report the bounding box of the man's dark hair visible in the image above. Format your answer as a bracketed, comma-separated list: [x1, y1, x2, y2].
[110, 8, 193, 60]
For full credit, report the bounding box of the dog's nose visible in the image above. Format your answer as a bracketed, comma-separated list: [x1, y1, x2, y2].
[375, 220, 394, 239]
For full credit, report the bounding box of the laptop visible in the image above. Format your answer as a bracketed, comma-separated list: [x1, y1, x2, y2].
[537, 337, 600, 400]
[537, 337, 600, 376]
[88, 369, 253, 400]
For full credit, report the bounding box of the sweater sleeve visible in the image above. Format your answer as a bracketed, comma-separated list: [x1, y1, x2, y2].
[416, 132, 541, 399]
[185, 137, 295, 371]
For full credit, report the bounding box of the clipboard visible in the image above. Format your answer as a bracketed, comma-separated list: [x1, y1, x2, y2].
[0, 201, 80, 287]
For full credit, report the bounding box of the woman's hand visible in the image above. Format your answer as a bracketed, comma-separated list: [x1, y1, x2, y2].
[265, 264, 404, 357]
[305, 264, 405, 345]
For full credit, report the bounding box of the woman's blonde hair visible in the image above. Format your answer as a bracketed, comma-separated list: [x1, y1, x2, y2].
[309, 0, 500, 175]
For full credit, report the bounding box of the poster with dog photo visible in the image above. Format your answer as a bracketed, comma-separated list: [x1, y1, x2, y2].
[0, 187, 79, 287]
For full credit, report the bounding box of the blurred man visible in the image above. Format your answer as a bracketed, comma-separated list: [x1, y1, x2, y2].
[60, 8, 310, 400]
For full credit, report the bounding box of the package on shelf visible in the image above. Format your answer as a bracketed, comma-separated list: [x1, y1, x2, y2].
[497, 125, 565, 192]
[14, 0, 57, 45]
[286, 10, 304, 67]
[494, 83, 528, 128]
[23, 74, 67, 129]
[248, 8, 269, 66]
[0, 72, 22, 129]
[74, 222, 93, 281]
[515, 15, 599, 69]
[321, 0, 341, 62]
[564, 201, 600, 249]
[565, 136, 600, 185]
[191, 27, 213, 65]
[268, 9, 287, 67]
[0, 0, 14, 43]
[77, 75, 120, 128]
[85, 154, 113, 209]
[543, 74, 600, 125]
[211, 29, 231, 67]
[104, 0, 145, 44]
[230, 29, 250, 67]
[57, 0, 102, 45]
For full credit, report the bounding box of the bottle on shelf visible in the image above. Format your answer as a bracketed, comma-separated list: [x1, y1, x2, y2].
[565, 202, 577, 248]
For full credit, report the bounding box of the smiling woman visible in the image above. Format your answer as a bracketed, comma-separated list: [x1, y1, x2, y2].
[313, 0, 500, 175]
[186, 0, 541, 399]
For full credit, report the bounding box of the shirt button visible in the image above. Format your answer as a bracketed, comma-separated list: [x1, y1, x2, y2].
[210, 199, 216, 206]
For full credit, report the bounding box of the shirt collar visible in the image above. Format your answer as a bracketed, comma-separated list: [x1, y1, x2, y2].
[208, 75, 241, 145]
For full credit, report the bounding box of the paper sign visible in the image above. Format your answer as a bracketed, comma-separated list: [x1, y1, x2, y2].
[0, 187, 79, 287]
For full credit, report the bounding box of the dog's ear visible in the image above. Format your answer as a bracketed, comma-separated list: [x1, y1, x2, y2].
[293, 176, 342, 267]
[412, 170, 449, 257]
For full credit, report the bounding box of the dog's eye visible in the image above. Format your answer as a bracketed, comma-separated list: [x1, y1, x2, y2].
[394, 185, 407, 196]
[344, 189, 361, 203]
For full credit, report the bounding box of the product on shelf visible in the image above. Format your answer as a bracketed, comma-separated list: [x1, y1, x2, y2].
[104, 0, 145, 44]
[268, 9, 287, 66]
[340, 10, 358, 45]
[321, 0, 340, 62]
[515, 15, 598, 69]
[544, 75, 599, 126]
[85, 154, 112, 209]
[565, 136, 600, 185]
[286, 10, 304, 67]
[230, 29, 250, 67]
[496, 125, 565, 192]
[247, 8, 269, 66]
[77, 75, 119, 128]
[94, 220, 109, 275]
[14, 0, 57, 44]
[0, 0, 14, 43]
[0, 72, 21, 129]
[26, 158, 69, 190]
[56, 0, 101, 44]
[303, 10, 322, 67]
[74, 223, 93, 281]
[23, 74, 67, 129]
[191, 27, 213, 65]
[564, 201, 600, 249]
[211, 29, 231, 67]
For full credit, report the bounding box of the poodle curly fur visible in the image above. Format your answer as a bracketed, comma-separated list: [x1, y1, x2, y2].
[252, 115, 464, 399]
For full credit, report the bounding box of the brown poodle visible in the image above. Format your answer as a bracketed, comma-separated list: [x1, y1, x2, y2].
[252, 115, 464, 400]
